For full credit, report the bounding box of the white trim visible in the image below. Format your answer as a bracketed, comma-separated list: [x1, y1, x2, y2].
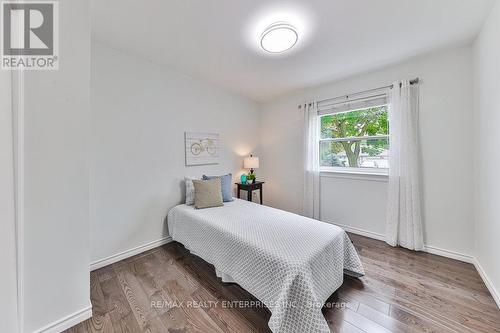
[474, 259, 500, 309]
[423, 245, 474, 264]
[318, 94, 388, 114]
[328, 221, 386, 241]
[320, 170, 389, 182]
[12, 69, 25, 333]
[31, 302, 92, 333]
[320, 167, 388, 176]
[326, 221, 474, 263]
[90, 236, 173, 271]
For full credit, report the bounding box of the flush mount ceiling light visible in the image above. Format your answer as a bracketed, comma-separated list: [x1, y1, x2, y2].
[260, 22, 298, 53]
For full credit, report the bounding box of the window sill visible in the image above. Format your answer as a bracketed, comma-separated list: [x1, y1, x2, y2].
[320, 169, 389, 182]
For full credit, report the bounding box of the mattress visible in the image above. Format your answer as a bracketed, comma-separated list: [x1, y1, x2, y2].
[167, 198, 364, 333]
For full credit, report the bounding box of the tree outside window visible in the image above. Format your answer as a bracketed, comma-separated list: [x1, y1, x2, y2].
[320, 106, 389, 170]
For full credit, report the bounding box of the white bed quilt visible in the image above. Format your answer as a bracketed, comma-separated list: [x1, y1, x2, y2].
[167, 199, 364, 333]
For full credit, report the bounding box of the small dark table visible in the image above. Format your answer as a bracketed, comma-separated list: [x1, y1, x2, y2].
[236, 181, 264, 204]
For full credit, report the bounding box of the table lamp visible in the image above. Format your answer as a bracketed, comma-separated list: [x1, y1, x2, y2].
[244, 155, 259, 182]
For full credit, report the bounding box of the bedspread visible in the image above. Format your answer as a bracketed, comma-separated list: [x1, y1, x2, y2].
[167, 199, 364, 333]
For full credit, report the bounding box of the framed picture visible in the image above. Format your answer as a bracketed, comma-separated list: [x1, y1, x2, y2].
[185, 132, 220, 166]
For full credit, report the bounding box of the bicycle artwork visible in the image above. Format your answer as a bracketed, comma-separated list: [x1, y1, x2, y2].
[185, 132, 220, 166]
[191, 138, 217, 156]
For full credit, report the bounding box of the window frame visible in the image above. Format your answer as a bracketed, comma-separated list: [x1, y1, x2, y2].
[318, 105, 390, 176]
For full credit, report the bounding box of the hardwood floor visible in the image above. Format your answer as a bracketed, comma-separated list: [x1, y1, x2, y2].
[66, 233, 500, 333]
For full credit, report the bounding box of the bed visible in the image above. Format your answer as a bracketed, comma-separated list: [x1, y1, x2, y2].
[167, 198, 364, 333]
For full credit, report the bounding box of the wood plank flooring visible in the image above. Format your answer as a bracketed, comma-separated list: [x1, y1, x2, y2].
[66, 233, 500, 333]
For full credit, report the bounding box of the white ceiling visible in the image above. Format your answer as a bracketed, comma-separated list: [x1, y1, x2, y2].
[91, 0, 495, 102]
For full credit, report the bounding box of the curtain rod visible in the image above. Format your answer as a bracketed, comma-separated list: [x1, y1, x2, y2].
[298, 78, 419, 109]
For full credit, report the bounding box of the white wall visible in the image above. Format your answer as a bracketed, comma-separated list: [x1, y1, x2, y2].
[473, 0, 500, 305]
[260, 45, 475, 257]
[90, 42, 260, 264]
[22, 1, 91, 332]
[0, 67, 18, 333]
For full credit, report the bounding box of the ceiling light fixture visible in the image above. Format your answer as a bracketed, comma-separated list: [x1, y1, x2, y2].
[260, 22, 298, 54]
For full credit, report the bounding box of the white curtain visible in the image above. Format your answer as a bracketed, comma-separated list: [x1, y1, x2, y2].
[386, 80, 424, 250]
[302, 102, 320, 219]
[0, 71, 19, 333]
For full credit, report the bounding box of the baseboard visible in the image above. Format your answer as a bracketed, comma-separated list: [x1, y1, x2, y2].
[474, 258, 500, 309]
[328, 221, 474, 263]
[32, 301, 92, 333]
[423, 245, 474, 263]
[330, 222, 386, 242]
[90, 236, 173, 271]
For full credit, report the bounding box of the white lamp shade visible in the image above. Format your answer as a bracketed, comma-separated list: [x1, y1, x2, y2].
[244, 156, 259, 169]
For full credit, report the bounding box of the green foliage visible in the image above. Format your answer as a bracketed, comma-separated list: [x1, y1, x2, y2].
[321, 106, 388, 139]
[247, 173, 255, 180]
[320, 106, 389, 167]
[361, 138, 388, 156]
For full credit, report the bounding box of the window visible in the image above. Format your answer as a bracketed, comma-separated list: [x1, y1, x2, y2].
[320, 105, 389, 174]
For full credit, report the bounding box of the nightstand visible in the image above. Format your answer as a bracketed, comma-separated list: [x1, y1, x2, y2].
[235, 181, 265, 204]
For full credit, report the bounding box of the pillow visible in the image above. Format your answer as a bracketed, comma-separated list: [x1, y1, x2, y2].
[193, 178, 224, 209]
[185, 176, 199, 205]
[202, 173, 233, 202]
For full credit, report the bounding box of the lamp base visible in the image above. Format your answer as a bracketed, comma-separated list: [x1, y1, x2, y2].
[249, 169, 256, 183]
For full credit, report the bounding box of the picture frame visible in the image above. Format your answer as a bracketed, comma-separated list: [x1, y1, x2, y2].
[185, 132, 220, 166]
